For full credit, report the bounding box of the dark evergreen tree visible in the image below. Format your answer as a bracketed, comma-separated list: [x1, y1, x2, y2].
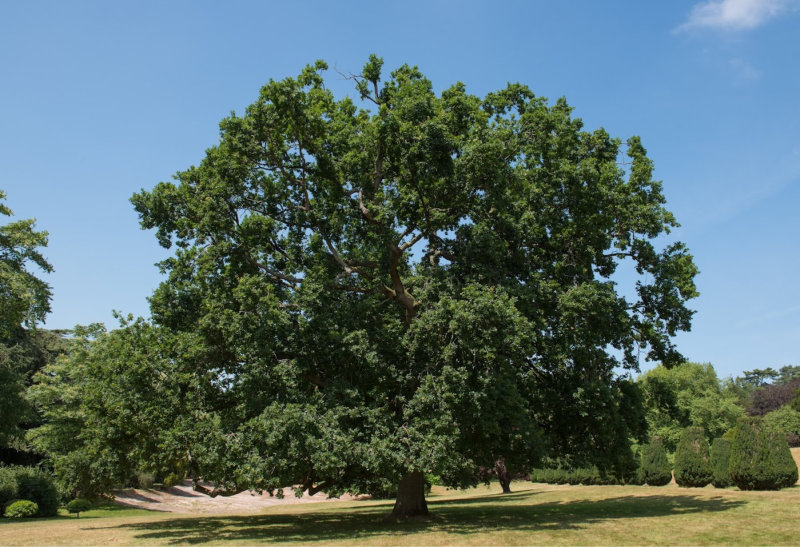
[730, 416, 798, 490]
[674, 427, 712, 487]
[641, 436, 672, 486]
[710, 437, 732, 488]
[762, 428, 798, 489]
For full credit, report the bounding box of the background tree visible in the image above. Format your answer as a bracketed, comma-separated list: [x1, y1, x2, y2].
[747, 377, 800, 417]
[0, 190, 53, 450]
[28, 319, 217, 498]
[763, 406, 800, 447]
[128, 57, 698, 516]
[0, 328, 71, 466]
[637, 362, 742, 452]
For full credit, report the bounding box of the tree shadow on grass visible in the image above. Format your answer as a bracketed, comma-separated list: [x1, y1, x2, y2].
[100, 491, 747, 545]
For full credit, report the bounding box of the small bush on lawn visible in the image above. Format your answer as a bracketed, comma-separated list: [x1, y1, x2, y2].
[66, 498, 92, 518]
[674, 427, 713, 487]
[730, 416, 799, 490]
[641, 437, 672, 486]
[710, 438, 732, 488]
[4, 500, 38, 518]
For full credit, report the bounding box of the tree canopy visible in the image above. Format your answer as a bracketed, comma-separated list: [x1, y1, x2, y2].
[121, 56, 699, 516]
[0, 191, 52, 338]
[0, 190, 53, 449]
[637, 362, 743, 451]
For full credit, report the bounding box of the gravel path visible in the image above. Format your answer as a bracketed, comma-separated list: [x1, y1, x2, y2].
[113, 481, 361, 514]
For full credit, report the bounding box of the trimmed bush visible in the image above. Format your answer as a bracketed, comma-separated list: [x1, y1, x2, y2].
[624, 445, 645, 485]
[730, 416, 799, 490]
[66, 498, 92, 518]
[674, 427, 713, 487]
[641, 437, 672, 486]
[763, 427, 798, 489]
[710, 438, 732, 488]
[4, 500, 38, 518]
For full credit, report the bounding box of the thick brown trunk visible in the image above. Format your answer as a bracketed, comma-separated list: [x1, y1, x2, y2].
[391, 471, 429, 518]
[496, 456, 512, 494]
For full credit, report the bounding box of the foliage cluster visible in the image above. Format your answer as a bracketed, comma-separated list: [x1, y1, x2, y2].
[729, 417, 798, 490]
[529, 466, 636, 486]
[710, 437, 733, 488]
[65, 498, 92, 517]
[736, 366, 800, 392]
[763, 407, 800, 447]
[27, 321, 206, 499]
[637, 362, 743, 452]
[0, 191, 55, 452]
[3, 499, 38, 518]
[748, 377, 800, 417]
[640, 437, 672, 486]
[0, 467, 59, 516]
[673, 426, 712, 487]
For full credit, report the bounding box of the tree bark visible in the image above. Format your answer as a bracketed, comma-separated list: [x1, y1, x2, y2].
[496, 456, 512, 494]
[391, 471, 429, 518]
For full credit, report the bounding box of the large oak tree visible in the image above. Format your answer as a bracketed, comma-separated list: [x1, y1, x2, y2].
[130, 57, 697, 516]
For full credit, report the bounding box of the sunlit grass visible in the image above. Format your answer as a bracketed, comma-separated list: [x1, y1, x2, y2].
[1, 480, 799, 546]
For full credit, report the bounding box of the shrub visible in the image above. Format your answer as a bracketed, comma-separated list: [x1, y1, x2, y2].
[0, 468, 16, 509]
[0, 467, 59, 517]
[762, 427, 798, 489]
[14, 468, 60, 517]
[623, 445, 645, 485]
[730, 416, 799, 490]
[529, 466, 626, 486]
[4, 500, 38, 518]
[710, 438, 732, 488]
[136, 471, 155, 489]
[674, 427, 713, 487]
[641, 437, 672, 486]
[66, 498, 92, 518]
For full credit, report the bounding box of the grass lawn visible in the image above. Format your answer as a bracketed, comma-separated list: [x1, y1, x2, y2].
[1, 480, 799, 546]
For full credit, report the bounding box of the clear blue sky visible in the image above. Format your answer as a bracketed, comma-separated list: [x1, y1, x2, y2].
[1, 0, 798, 379]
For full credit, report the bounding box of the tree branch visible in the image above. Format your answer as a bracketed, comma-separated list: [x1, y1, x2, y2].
[399, 231, 424, 252]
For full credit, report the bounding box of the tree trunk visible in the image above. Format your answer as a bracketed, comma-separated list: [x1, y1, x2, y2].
[496, 456, 512, 493]
[391, 471, 429, 518]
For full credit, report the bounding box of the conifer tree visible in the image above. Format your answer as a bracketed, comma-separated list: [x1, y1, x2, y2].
[674, 427, 712, 487]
